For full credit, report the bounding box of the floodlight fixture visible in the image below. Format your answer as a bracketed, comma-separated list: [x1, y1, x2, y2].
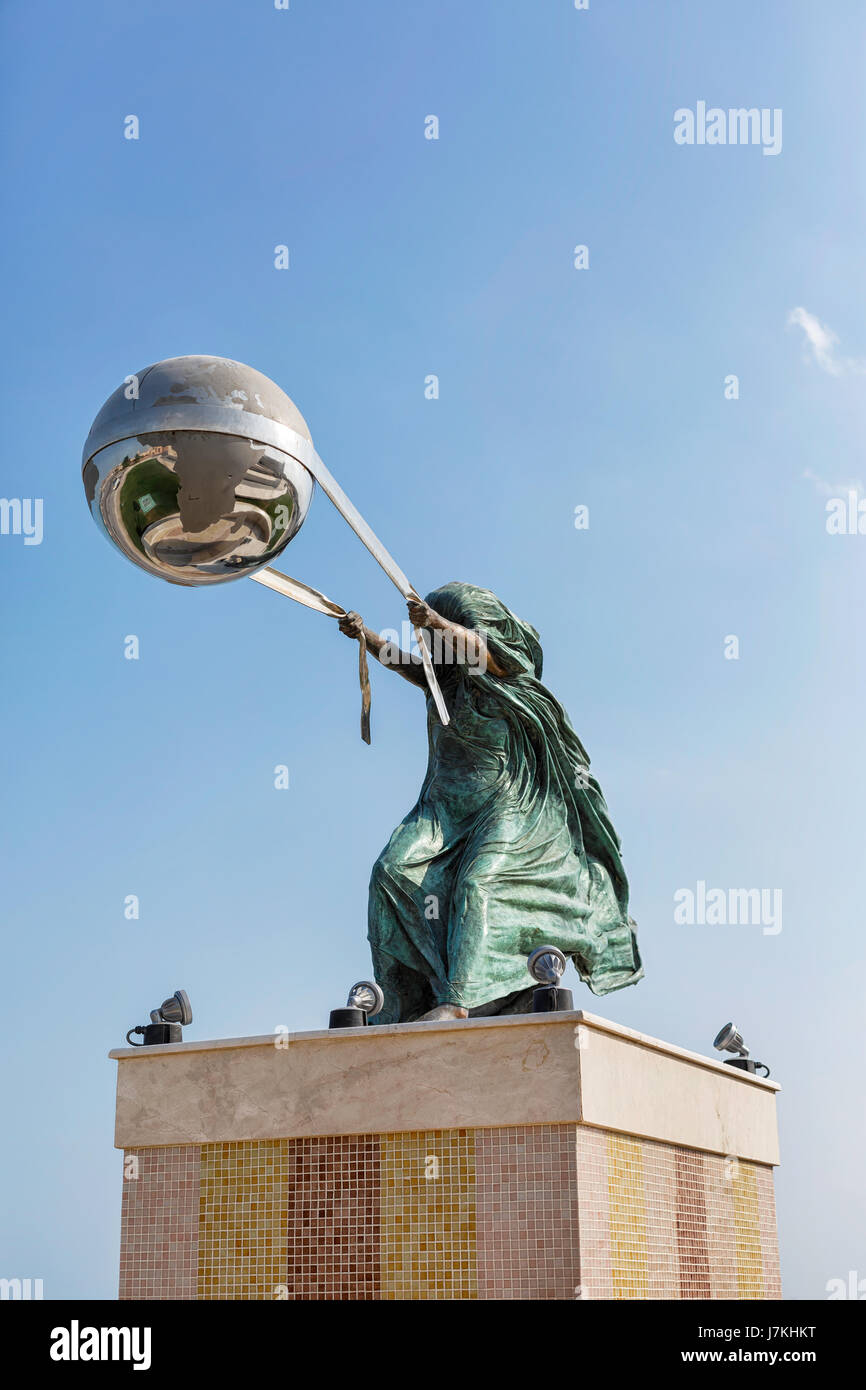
[329, 980, 385, 1030]
[127, 990, 193, 1046]
[713, 1021, 770, 1077]
[527, 946, 574, 1013]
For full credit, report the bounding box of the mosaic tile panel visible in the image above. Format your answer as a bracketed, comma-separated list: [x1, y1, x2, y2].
[705, 1151, 739, 1299]
[380, 1129, 477, 1300]
[676, 1148, 711, 1298]
[285, 1135, 380, 1300]
[732, 1161, 764, 1299]
[573, 1127, 613, 1299]
[119, 1125, 781, 1300]
[475, 1125, 580, 1299]
[119, 1145, 199, 1300]
[608, 1134, 650, 1298]
[198, 1140, 289, 1300]
[756, 1163, 782, 1299]
[639, 1138, 680, 1298]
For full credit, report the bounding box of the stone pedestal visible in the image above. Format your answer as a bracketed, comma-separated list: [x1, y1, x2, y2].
[110, 1011, 781, 1300]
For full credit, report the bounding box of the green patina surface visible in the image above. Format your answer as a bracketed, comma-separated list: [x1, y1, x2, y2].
[368, 581, 643, 1023]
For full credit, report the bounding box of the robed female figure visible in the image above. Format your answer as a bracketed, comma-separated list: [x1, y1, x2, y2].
[339, 582, 642, 1023]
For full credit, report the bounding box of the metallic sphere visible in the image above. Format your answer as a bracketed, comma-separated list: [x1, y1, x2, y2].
[82, 356, 316, 586]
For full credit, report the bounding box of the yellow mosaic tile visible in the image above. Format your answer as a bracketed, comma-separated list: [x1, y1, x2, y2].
[198, 1141, 289, 1300]
[380, 1129, 477, 1300]
[607, 1134, 649, 1299]
[731, 1162, 763, 1299]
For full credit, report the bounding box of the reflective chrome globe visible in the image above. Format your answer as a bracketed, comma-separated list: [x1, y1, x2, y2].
[82, 356, 316, 585]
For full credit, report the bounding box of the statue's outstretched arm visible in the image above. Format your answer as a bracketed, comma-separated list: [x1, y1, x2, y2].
[338, 612, 428, 688]
[406, 598, 508, 678]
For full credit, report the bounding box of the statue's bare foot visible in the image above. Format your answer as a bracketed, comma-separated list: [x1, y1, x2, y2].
[418, 1004, 469, 1022]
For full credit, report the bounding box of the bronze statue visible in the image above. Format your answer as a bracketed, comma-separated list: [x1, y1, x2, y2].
[340, 581, 643, 1024]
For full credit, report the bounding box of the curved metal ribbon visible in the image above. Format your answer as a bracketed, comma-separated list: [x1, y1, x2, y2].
[251, 567, 371, 744]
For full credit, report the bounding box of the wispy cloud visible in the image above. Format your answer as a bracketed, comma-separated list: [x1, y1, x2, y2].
[787, 306, 866, 376]
[803, 468, 864, 498]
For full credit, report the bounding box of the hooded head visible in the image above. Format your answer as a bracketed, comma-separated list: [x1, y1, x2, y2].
[424, 581, 543, 680]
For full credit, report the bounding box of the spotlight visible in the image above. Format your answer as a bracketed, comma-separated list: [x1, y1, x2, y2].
[329, 981, 385, 1030]
[527, 946, 574, 1013]
[713, 1021, 770, 1077]
[126, 990, 193, 1046]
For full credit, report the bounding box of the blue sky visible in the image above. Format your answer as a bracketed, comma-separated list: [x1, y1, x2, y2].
[2, 0, 864, 1300]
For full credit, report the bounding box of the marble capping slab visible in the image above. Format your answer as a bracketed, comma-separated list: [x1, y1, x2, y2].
[109, 1011, 780, 1164]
